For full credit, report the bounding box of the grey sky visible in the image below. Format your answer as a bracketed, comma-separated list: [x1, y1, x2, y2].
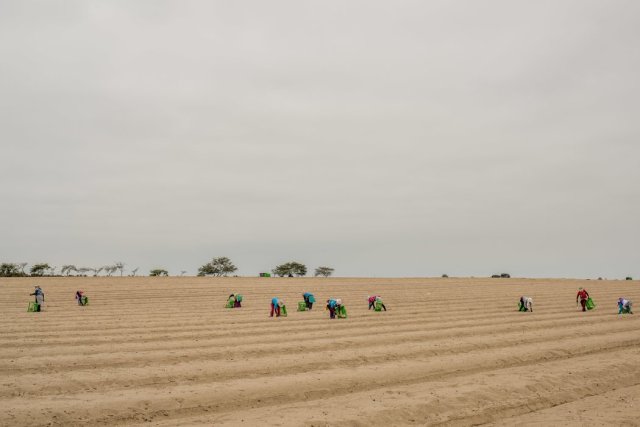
[1, 1, 638, 278]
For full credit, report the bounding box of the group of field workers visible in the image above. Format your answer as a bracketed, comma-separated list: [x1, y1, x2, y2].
[26, 286, 88, 312]
[266, 294, 351, 319]
[518, 287, 633, 314]
[23, 284, 635, 316]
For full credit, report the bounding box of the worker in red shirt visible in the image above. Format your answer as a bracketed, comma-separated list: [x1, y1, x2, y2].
[576, 287, 590, 312]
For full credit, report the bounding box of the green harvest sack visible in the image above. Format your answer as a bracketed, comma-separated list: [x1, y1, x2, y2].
[585, 297, 595, 310]
[27, 302, 39, 312]
[281, 305, 288, 317]
[374, 300, 383, 312]
[297, 301, 307, 311]
[225, 299, 234, 308]
[337, 305, 347, 318]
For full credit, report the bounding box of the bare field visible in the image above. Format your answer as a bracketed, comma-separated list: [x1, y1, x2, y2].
[1, 277, 639, 426]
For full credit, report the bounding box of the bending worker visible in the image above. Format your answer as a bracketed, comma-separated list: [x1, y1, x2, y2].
[270, 297, 283, 317]
[618, 298, 633, 314]
[326, 299, 337, 319]
[519, 296, 533, 312]
[75, 290, 85, 306]
[303, 292, 315, 310]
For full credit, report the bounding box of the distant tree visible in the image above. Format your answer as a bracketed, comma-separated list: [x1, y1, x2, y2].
[442, 274, 449, 278]
[114, 261, 125, 276]
[180, 270, 187, 276]
[272, 262, 307, 277]
[0, 263, 22, 277]
[150, 268, 169, 277]
[626, 277, 633, 280]
[314, 266, 334, 277]
[197, 257, 237, 277]
[30, 263, 51, 277]
[61, 265, 77, 276]
[91, 267, 104, 277]
[129, 267, 139, 277]
[103, 265, 118, 276]
[17, 262, 28, 275]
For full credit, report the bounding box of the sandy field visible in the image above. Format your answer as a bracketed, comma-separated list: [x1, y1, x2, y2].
[1, 276, 639, 426]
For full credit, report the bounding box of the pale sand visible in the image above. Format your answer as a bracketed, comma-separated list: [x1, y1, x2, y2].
[1, 277, 639, 426]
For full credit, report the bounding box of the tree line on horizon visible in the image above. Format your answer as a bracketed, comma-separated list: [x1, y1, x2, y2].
[0, 262, 135, 277]
[0, 258, 335, 278]
[2, 261, 633, 280]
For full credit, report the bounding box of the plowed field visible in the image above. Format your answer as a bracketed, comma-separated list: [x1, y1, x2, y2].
[1, 277, 639, 426]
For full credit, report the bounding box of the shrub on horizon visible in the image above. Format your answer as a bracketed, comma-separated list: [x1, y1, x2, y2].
[149, 269, 169, 277]
[61, 265, 77, 276]
[0, 263, 27, 277]
[197, 257, 237, 277]
[30, 263, 51, 277]
[314, 266, 334, 277]
[272, 262, 307, 277]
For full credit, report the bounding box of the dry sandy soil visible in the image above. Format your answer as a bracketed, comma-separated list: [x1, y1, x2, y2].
[1, 277, 639, 426]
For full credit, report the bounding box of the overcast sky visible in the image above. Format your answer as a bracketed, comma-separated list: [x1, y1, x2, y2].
[1, 1, 638, 278]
